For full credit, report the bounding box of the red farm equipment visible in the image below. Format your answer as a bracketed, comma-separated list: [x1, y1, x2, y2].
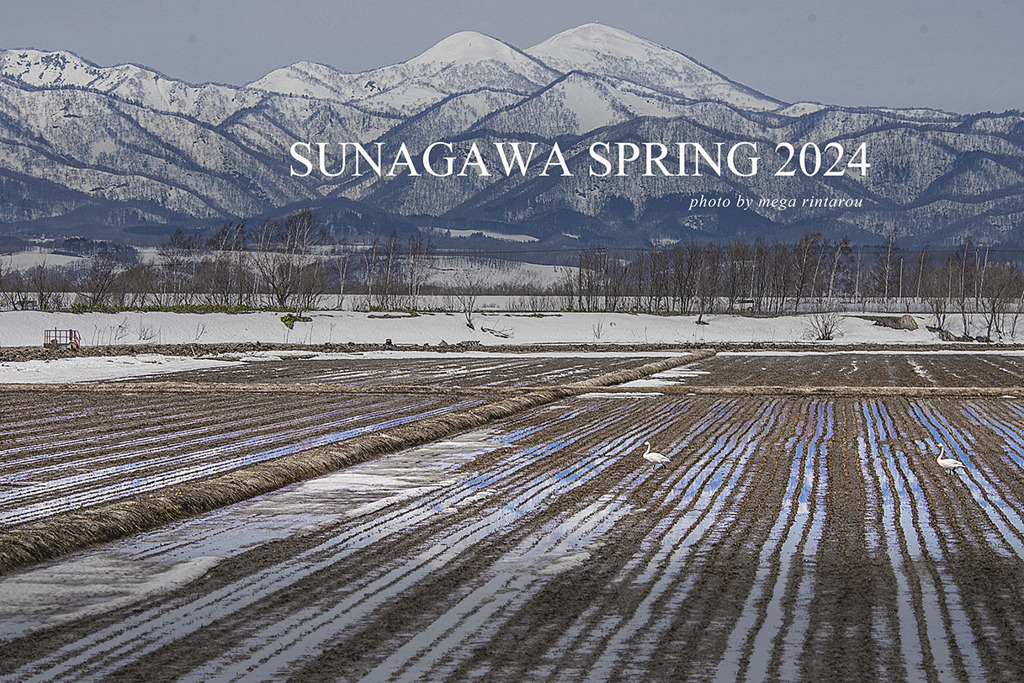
[43, 328, 81, 350]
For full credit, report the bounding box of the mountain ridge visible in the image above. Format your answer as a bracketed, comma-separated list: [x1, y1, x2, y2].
[0, 25, 1021, 246]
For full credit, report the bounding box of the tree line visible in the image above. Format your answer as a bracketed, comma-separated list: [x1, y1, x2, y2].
[560, 233, 1024, 339]
[3, 211, 1024, 339]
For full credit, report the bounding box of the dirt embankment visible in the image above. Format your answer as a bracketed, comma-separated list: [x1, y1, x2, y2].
[2, 339, 1021, 363]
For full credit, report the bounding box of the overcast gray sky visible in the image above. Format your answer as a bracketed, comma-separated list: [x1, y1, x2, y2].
[1, 0, 1020, 113]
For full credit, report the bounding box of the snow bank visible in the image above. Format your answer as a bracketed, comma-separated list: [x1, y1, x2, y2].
[0, 354, 242, 383]
[0, 310, 949, 350]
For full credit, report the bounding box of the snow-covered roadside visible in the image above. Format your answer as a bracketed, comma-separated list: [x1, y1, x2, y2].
[0, 310, 946, 349]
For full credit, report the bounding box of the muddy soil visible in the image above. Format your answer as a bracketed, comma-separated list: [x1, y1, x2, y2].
[2, 353, 1024, 681]
[676, 352, 1024, 388]
[2, 389, 1024, 681]
[138, 355, 649, 388]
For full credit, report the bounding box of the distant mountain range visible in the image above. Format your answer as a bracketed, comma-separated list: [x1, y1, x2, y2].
[0, 24, 1021, 246]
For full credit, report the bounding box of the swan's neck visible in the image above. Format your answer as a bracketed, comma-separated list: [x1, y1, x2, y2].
[643, 443, 651, 456]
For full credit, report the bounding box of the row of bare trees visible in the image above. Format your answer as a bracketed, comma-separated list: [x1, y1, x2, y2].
[4, 216, 1024, 340]
[558, 233, 1024, 339]
[0, 211, 450, 313]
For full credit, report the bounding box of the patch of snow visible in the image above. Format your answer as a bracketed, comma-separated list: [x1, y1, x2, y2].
[0, 354, 240, 384]
[0, 311, 1001, 355]
[430, 227, 539, 242]
[526, 23, 782, 111]
[777, 102, 827, 117]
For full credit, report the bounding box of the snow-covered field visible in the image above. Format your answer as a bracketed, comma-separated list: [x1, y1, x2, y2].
[0, 310, 949, 349]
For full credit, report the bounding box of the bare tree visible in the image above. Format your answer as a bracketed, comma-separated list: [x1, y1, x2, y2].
[334, 239, 353, 310]
[81, 252, 124, 307]
[791, 232, 822, 313]
[157, 229, 202, 305]
[807, 301, 844, 340]
[116, 263, 160, 308]
[28, 262, 66, 311]
[0, 258, 14, 310]
[252, 209, 326, 310]
[980, 262, 1021, 341]
[405, 234, 432, 310]
[358, 238, 380, 311]
[372, 233, 403, 309]
[449, 266, 486, 329]
[201, 221, 251, 307]
[694, 244, 719, 324]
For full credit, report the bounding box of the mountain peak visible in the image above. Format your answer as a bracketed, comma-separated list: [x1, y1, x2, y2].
[535, 23, 649, 52]
[408, 30, 545, 69]
[527, 24, 782, 111]
[0, 48, 104, 88]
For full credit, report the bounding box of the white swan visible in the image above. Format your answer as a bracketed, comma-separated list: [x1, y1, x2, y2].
[641, 441, 670, 465]
[936, 446, 965, 472]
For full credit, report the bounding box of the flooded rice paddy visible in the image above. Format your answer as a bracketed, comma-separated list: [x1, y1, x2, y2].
[1, 351, 1024, 681]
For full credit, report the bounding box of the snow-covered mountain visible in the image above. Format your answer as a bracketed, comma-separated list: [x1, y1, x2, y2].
[526, 24, 781, 111]
[0, 25, 1021, 245]
[249, 31, 557, 117]
[0, 49, 259, 124]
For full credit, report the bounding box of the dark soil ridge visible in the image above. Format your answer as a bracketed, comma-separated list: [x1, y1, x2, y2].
[1, 340, 1020, 363]
[2, 382, 1019, 398]
[0, 350, 715, 575]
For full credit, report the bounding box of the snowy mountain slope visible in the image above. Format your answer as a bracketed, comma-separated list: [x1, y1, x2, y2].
[527, 24, 783, 111]
[250, 31, 557, 117]
[339, 106, 1024, 245]
[470, 72, 693, 137]
[0, 49, 259, 125]
[0, 76, 315, 224]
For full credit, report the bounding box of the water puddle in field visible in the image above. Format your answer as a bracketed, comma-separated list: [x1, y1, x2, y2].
[860, 400, 986, 681]
[0, 399, 477, 526]
[0, 430, 510, 638]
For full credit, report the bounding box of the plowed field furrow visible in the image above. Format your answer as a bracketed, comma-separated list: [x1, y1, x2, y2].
[520, 400, 745, 679]
[2, 399, 652, 682]
[219, 403, 684, 682]
[903, 402, 1024, 682]
[147, 357, 644, 388]
[960, 401, 1024, 509]
[215, 399, 707, 682]
[860, 400, 987, 682]
[880, 407, 984, 681]
[0, 398, 247, 464]
[974, 356, 1024, 384]
[860, 401, 933, 681]
[0, 393, 354, 468]
[7, 353, 1024, 681]
[681, 353, 1024, 388]
[718, 401, 832, 683]
[0, 394, 401, 485]
[577, 400, 792, 680]
[804, 401, 895, 682]
[0, 393, 177, 438]
[910, 402, 1024, 557]
[0, 398, 478, 527]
